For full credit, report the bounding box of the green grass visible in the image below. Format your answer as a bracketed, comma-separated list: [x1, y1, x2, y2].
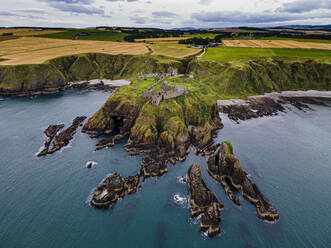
[202, 47, 331, 61]
[224, 141, 234, 154]
[137, 78, 157, 90]
[35, 29, 128, 42]
[183, 34, 218, 39]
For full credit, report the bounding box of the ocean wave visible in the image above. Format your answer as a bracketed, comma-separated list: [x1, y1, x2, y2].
[172, 193, 188, 207]
[86, 161, 98, 168]
[176, 176, 187, 184]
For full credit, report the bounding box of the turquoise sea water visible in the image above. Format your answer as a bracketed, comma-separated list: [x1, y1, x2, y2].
[0, 90, 330, 248]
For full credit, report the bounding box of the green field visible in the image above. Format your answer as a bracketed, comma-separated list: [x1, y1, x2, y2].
[35, 29, 128, 42]
[202, 47, 331, 61]
[183, 34, 218, 39]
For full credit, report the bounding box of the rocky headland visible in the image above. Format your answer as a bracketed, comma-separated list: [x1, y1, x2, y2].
[187, 164, 223, 237]
[207, 142, 279, 221]
[10, 53, 328, 237]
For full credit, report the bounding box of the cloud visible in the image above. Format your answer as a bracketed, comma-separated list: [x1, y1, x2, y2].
[105, 0, 138, 2]
[42, 0, 94, 3]
[152, 11, 177, 18]
[0, 11, 18, 17]
[277, 0, 331, 13]
[130, 16, 148, 24]
[199, 0, 213, 5]
[0, 10, 46, 20]
[192, 9, 331, 24]
[48, 2, 105, 15]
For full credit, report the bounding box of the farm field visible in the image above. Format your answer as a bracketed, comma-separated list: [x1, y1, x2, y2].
[201, 47, 331, 61]
[135, 34, 218, 43]
[267, 28, 331, 35]
[182, 33, 218, 38]
[135, 37, 188, 43]
[35, 29, 128, 42]
[0, 37, 148, 65]
[150, 44, 201, 58]
[0, 28, 64, 36]
[223, 39, 331, 50]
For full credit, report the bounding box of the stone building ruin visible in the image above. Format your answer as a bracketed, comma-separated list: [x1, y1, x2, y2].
[141, 80, 189, 106]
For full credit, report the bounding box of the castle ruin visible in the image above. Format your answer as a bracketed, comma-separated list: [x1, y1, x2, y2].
[141, 79, 189, 106]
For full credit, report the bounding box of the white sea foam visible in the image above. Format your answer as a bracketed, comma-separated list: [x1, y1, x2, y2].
[86, 161, 98, 168]
[172, 193, 188, 207]
[190, 213, 203, 225]
[176, 176, 187, 184]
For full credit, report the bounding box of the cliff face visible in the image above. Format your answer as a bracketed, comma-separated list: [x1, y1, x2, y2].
[83, 88, 222, 160]
[189, 57, 331, 98]
[0, 53, 181, 95]
[82, 56, 331, 161]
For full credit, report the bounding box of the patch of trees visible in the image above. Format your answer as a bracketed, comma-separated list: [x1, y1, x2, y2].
[123, 29, 184, 42]
[179, 34, 229, 45]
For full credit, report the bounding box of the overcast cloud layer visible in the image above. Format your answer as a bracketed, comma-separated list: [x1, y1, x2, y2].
[0, 0, 330, 28]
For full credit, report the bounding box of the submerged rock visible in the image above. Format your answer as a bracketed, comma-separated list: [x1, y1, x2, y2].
[86, 161, 98, 168]
[187, 164, 223, 237]
[207, 142, 279, 221]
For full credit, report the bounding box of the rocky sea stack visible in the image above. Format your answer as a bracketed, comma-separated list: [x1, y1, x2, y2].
[90, 173, 140, 208]
[207, 142, 279, 221]
[187, 164, 223, 237]
[38, 116, 86, 156]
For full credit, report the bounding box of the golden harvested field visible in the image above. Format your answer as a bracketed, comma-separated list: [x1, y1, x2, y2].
[267, 29, 331, 35]
[223, 40, 331, 50]
[0, 37, 148, 65]
[150, 44, 201, 58]
[0, 28, 64, 36]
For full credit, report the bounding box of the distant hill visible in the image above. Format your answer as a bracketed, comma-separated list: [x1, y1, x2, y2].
[273, 25, 331, 30]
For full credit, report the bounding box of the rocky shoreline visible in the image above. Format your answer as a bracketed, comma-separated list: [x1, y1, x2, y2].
[218, 91, 331, 122]
[207, 142, 279, 221]
[0, 79, 128, 97]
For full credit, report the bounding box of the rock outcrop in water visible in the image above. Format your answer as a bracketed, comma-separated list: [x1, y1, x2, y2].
[207, 142, 279, 221]
[38, 116, 86, 156]
[90, 173, 140, 207]
[218, 94, 331, 123]
[187, 164, 223, 237]
[38, 124, 64, 156]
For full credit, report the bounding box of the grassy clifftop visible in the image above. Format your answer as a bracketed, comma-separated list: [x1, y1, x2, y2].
[189, 57, 331, 99]
[0, 53, 180, 94]
[84, 56, 331, 157]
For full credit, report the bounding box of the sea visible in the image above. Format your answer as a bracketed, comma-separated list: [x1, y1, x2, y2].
[0, 89, 330, 248]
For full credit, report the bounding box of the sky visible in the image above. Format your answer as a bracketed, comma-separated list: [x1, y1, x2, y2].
[0, 0, 331, 28]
